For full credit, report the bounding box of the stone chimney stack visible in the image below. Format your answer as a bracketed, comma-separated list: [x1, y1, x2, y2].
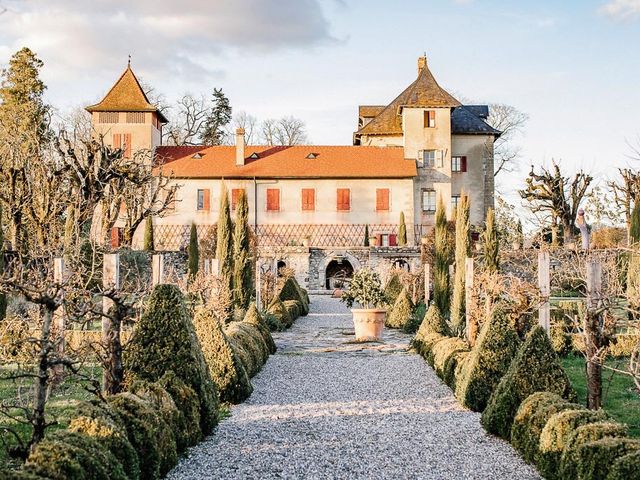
[418, 55, 427, 74]
[235, 128, 245, 166]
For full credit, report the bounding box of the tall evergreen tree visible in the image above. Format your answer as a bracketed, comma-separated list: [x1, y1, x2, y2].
[434, 196, 451, 314]
[398, 211, 407, 246]
[0, 205, 6, 320]
[201, 88, 232, 145]
[451, 193, 471, 331]
[627, 201, 640, 311]
[143, 216, 154, 252]
[232, 190, 252, 309]
[216, 183, 233, 293]
[484, 208, 500, 273]
[364, 224, 370, 247]
[188, 223, 199, 278]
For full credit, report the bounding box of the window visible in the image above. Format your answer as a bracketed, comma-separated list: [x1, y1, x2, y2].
[451, 194, 461, 210]
[376, 188, 390, 211]
[337, 188, 350, 211]
[231, 188, 244, 210]
[452, 156, 467, 172]
[99, 112, 119, 123]
[424, 110, 436, 128]
[301, 188, 315, 211]
[419, 150, 436, 168]
[197, 189, 210, 211]
[126, 112, 145, 123]
[266, 188, 280, 212]
[422, 189, 436, 212]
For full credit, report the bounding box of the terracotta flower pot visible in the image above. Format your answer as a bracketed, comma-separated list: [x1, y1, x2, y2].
[351, 308, 386, 340]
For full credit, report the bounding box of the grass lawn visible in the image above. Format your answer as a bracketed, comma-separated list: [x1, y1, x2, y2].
[0, 365, 101, 471]
[561, 355, 640, 437]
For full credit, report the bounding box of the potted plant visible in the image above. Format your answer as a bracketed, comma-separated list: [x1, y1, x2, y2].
[341, 268, 387, 340]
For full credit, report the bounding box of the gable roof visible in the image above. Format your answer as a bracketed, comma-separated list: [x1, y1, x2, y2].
[86, 64, 168, 123]
[451, 106, 501, 136]
[358, 105, 386, 118]
[155, 145, 416, 179]
[357, 58, 461, 136]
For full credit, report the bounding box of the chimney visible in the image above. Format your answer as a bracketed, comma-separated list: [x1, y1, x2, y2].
[235, 128, 245, 166]
[417, 55, 427, 74]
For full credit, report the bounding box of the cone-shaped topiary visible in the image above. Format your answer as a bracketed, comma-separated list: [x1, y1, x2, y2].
[455, 308, 520, 412]
[278, 277, 309, 315]
[444, 350, 469, 390]
[232, 190, 252, 310]
[537, 408, 609, 479]
[383, 273, 404, 306]
[575, 437, 640, 480]
[606, 449, 640, 480]
[412, 304, 450, 356]
[143, 215, 154, 252]
[481, 325, 576, 439]
[451, 192, 470, 332]
[123, 284, 219, 435]
[244, 303, 276, 354]
[434, 195, 452, 314]
[483, 207, 499, 273]
[398, 211, 407, 246]
[267, 297, 293, 328]
[24, 430, 127, 480]
[432, 336, 469, 379]
[224, 321, 269, 377]
[187, 223, 199, 278]
[193, 305, 253, 404]
[216, 182, 234, 293]
[559, 422, 629, 480]
[158, 371, 202, 451]
[364, 224, 369, 246]
[385, 287, 414, 329]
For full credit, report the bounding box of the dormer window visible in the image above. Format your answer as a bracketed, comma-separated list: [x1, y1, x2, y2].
[249, 152, 260, 159]
[192, 152, 204, 159]
[306, 153, 319, 159]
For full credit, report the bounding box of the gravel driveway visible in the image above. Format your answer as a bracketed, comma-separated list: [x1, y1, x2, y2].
[167, 296, 541, 480]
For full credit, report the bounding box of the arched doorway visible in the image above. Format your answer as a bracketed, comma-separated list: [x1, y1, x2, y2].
[325, 259, 354, 290]
[277, 260, 287, 276]
[393, 259, 410, 272]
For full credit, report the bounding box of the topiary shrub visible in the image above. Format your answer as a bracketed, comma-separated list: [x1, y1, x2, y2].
[559, 421, 629, 480]
[278, 277, 309, 315]
[263, 311, 285, 332]
[606, 449, 640, 480]
[537, 408, 608, 479]
[432, 336, 469, 380]
[158, 371, 202, 451]
[1, 471, 44, 479]
[412, 304, 450, 356]
[225, 322, 269, 377]
[244, 303, 276, 354]
[481, 326, 576, 439]
[283, 299, 301, 321]
[68, 414, 140, 480]
[575, 437, 640, 480]
[384, 273, 404, 305]
[455, 308, 520, 412]
[445, 350, 469, 390]
[108, 393, 162, 479]
[123, 284, 219, 435]
[193, 305, 253, 404]
[403, 302, 426, 334]
[267, 298, 293, 329]
[24, 430, 126, 480]
[385, 287, 414, 329]
[512, 396, 582, 464]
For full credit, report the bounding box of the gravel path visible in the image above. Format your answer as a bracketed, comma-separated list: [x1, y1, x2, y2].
[167, 296, 541, 480]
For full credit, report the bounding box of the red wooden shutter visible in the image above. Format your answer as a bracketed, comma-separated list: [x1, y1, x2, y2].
[203, 189, 211, 211]
[267, 189, 280, 211]
[302, 188, 314, 211]
[232, 188, 242, 210]
[389, 234, 397, 246]
[461, 156, 467, 172]
[123, 133, 132, 158]
[337, 188, 350, 211]
[110, 227, 120, 249]
[376, 189, 389, 211]
[113, 133, 122, 150]
[375, 234, 382, 246]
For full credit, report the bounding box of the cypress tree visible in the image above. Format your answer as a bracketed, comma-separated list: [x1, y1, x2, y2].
[216, 182, 233, 293]
[143, 216, 154, 252]
[484, 207, 499, 273]
[451, 193, 470, 331]
[0, 205, 6, 320]
[398, 212, 407, 246]
[628, 201, 640, 311]
[364, 225, 369, 247]
[434, 196, 451, 315]
[188, 223, 199, 278]
[232, 190, 252, 309]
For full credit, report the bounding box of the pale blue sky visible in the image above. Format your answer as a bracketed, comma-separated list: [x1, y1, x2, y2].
[1, 0, 639, 196]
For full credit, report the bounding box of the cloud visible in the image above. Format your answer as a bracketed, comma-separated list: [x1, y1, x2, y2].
[599, 0, 640, 21]
[0, 0, 336, 82]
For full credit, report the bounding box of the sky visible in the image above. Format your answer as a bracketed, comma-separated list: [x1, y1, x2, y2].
[0, 0, 639, 201]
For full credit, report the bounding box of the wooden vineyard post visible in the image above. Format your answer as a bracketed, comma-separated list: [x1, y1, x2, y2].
[52, 258, 66, 382]
[152, 254, 164, 286]
[102, 253, 121, 394]
[585, 258, 603, 410]
[538, 251, 550, 333]
[424, 263, 430, 305]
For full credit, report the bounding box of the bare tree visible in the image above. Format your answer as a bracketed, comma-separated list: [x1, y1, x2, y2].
[486, 104, 528, 177]
[260, 118, 279, 146]
[163, 93, 208, 146]
[274, 116, 308, 145]
[226, 111, 258, 145]
[520, 162, 593, 245]
[609, 168, 640, 239]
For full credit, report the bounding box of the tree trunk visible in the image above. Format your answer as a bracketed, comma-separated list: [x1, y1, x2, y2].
[102, 309, 123, 395]
[563, 218, 574, 245]
[30, 306, 53, 450]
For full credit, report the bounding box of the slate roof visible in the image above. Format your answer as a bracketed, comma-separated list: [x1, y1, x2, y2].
[155, 145, 416, 179]
[86, 65, 168, 123]
[357, 58, 461, 135]
[451, 106, 501, 136]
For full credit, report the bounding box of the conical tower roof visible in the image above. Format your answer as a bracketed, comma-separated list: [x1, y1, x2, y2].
[357, 57, 460, 135]
[86, 63, 167, 122]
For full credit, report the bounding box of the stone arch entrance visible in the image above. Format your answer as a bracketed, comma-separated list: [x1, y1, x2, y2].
[325, 259, 354, 290]
[393, 259, 410, 272]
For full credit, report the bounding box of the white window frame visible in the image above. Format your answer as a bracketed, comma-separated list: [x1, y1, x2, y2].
[422, 189, 436, 212]
[451, 156, 462, 172]
[196, 189, 205, 211]
[451, 194, 461, 210]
